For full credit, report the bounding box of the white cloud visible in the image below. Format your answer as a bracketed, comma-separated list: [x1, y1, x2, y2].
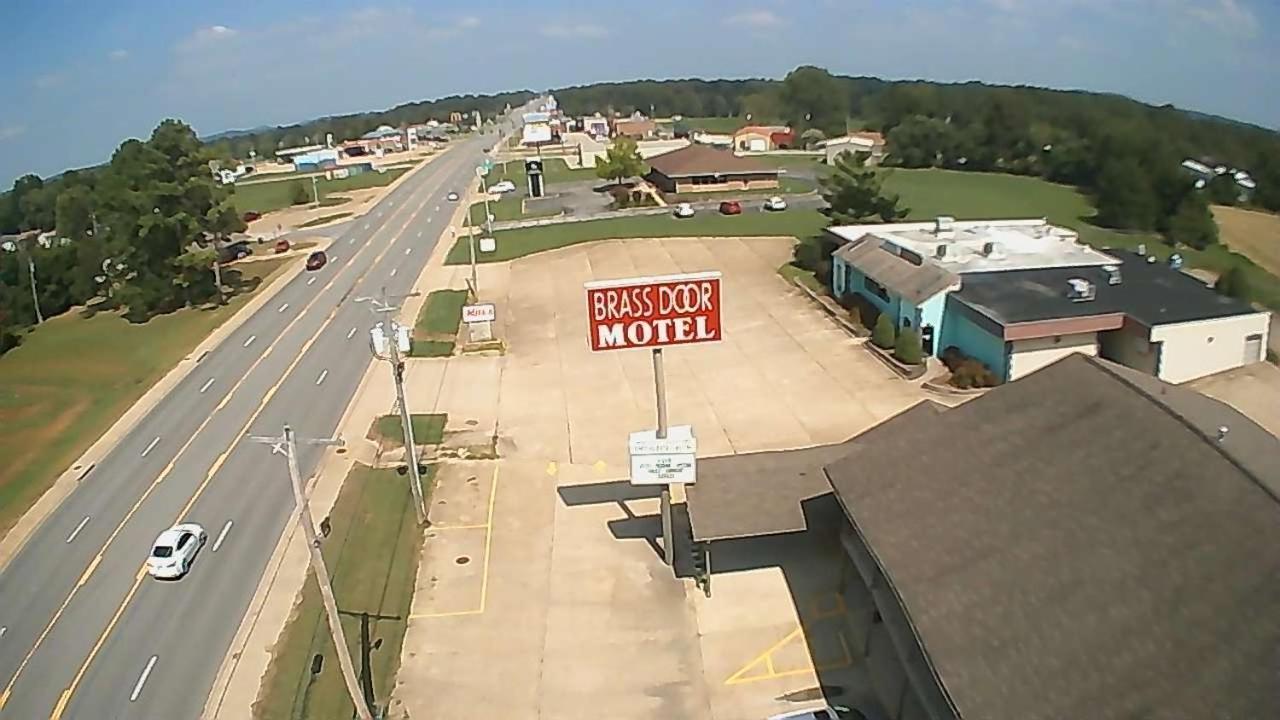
[179, 24, 238, 51]
[539, 23, 608, 39]
[1184, 0, 1258, 38]
[109, 49, 129, 61]
[726, 9, 783, 27]
[0, 125, 26, 142]
[457, 15, 480, 29]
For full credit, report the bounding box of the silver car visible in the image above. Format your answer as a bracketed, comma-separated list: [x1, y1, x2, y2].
[146, 523, 207, 579]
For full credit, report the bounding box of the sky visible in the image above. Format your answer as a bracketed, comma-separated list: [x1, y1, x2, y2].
[1, 0, 1277, 185]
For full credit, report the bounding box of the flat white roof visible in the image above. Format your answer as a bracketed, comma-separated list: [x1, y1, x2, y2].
[828, 218, 1119, 273]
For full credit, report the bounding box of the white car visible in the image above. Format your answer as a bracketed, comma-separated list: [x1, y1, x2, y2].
[764, 196, 788, 211]
[768, 706, 859, 720]
[146, 523, 207, 579]
[673, 202, 696, 218]
[446, 191, 460, 202]
[490, 180, 517, 194]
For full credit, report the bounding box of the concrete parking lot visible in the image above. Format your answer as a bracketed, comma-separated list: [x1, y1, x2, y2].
[1189, 360, 1280, 436]
[388, 237, 932, 719]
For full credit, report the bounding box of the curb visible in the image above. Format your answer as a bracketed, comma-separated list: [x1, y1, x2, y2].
[0, 255, 307, 573]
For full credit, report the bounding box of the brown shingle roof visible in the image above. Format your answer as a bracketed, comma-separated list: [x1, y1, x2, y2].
[832, 233, 961, 303]
[646, 144, 776, 178]
[824, 354, 1280, 720]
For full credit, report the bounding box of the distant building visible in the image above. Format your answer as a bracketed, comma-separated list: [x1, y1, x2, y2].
[822, 132, 887, 165]
[645, 144, 780, 194]
[732, 125, 794, 152]
[291, 148, 339, 172]
[612, 116, 657, 140]
[828, 217, 1270, 384]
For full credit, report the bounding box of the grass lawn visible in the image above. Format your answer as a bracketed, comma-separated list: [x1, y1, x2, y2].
[468, 196, 560, 225]
[778, 262, 826, 294]
[408, 289, 467, 357]
[232, 168, 409, 215]
[484, 158, 596, 189]
[367, 413, 447, 449]
[298, 212, 352, 228]
[0, 258, 289, 540]
[252, 462, 427, 720]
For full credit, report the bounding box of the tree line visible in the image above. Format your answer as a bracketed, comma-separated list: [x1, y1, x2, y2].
[554, 67, 1280, 244]
[1, 120, 243, 352]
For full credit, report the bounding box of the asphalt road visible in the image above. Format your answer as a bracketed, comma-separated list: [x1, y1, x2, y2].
[0, 127, 507, 719]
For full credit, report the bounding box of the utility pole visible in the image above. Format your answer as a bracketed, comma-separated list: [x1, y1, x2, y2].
[475, 166, 494, 237]
[356, 290, 428, 525]
[465, 198, 479, 299]
[20, 238, 43, 324]
[249, 426, 373, 720]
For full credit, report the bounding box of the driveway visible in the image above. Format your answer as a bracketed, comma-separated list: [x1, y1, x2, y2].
[388, 237, 932, 719]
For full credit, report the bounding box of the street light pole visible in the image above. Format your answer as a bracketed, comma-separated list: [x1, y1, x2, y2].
[311, 175, 320, 208]
[249, 426, 373, 720]
[465, 200, 479, 300]
[476, 167, 494, 237]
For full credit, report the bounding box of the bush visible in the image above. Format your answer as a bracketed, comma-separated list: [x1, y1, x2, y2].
[872, 314, 896, 349]
[290, 181, 312, 206]
[846, 304, 861, 329]
[894, 327, 923, 365]
[941, 345, 965, 371]
[950, 359, 999, 389]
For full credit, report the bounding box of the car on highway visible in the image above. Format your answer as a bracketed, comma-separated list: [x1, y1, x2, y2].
[719, 200, 743, 215]
[146, 523, 207, 580]
[764, 196, 788, 211]
[673, 202, 696, 218]
[274, 238, 290, 253]
[447, 191, 460, 201]
[306, 250, 327, 271]
[490, 180, 517, 194]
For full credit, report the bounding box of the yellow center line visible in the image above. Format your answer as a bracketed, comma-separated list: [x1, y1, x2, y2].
[0, 152, 463, 716]
[47, 158, 465, 718]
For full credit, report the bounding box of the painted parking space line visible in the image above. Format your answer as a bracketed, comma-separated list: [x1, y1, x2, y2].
[211, 521, 233, 553]
[65, 517, 90, 544]
[199, 378, 215, 394]
[411, 467, 498, 619]
[346, 327, 357, 340]
[140, 438, 160, 458]
[277, 303, 289, 313]
[129, 655, 158, 702]
[315, 369, 328, 385]
[243, 335, 256, 348]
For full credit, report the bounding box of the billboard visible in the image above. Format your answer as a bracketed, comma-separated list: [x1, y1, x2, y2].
[462, 303, 496, 324]
[522, 123, 552, 145]
[585, 272, 722, 352]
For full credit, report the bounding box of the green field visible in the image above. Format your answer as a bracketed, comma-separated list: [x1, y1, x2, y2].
[468, 196, 559, 225]
[0, 258, 289, 540]
[232, 168, 409, 215]
[483, 158, 596, 188]
[252, 463, 427, 720]
[408, 289, 467, 357]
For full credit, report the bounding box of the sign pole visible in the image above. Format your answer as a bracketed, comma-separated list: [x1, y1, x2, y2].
[654, 348, 674, 567]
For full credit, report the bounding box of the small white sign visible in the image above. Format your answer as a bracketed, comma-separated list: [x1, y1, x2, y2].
[479, 236, 496, 253]
[629, 426, 697, 485]
[462, 303, 496, 324]
[629, 426, 696, 455]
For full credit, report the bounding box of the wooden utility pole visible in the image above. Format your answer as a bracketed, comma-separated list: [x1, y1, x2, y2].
[251, 425, 372, 720]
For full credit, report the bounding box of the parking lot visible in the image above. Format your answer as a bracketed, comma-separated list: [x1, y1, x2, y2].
[388, 237, 932, 719]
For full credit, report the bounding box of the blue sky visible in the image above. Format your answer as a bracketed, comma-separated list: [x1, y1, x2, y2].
[1, 0, 1276, 185]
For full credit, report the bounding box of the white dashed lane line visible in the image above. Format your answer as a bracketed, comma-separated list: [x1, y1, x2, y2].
[199, 378, 215, 393]
[307, 277, 316, 286]
[389, 268, 398, 277]
[211, 520, 233, 552]
[404, 248, 412, 255]
[140, 437, 160, 458]
[0, 627, 7, 641]
[243, 335, 256, 348]
[130, 656, 158, 702]
[346, 327, 357, 340]
[65, 516, 90, 544]
[277, 303, 289, 313]
[315, 369, 328, 385]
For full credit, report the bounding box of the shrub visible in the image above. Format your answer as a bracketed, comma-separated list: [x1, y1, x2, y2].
[950, 359, 999, 389]
[872, 314, 896, 349]
[846, 304, 861, 329]
[290, 180, 312, 205]
[894, 327, 923, 365]
[941, 345, 965, 371]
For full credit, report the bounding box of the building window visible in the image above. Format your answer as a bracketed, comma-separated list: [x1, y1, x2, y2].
[863, 276, 890, 302]
[1053, 336, 1062, 345]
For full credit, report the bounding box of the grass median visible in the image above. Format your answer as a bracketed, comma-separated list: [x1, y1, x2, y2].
[232, 168, 409, 215]
[252, 462, 429, 720]
[0, 257, 290, 541]
[409, 289, 468, 357]
[368, 413, 447, 449]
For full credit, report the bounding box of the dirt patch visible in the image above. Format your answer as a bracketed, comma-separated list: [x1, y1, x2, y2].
[1214, 205, 1280, 277]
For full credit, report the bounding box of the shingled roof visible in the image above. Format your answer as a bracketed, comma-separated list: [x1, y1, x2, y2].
[645, 144, 776, 178]
[832, 233, 962, 304]
[824, 354, 1280, 720]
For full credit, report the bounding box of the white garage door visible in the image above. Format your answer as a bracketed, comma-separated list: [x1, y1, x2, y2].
[1244, 334, 1263, 364]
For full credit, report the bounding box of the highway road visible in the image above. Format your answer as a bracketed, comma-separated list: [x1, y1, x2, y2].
[0, 123, 511, 719]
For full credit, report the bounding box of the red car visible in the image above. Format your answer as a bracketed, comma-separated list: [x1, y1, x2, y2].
[274, 239, 290, 254]
[242, 211, 262, 222]
[718, 200, 742, 215]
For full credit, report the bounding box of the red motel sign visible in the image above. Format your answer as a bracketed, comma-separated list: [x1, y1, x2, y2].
[585, 272, 722, 352]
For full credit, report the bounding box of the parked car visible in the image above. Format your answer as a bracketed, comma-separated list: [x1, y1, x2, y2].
[305, 250, 327, 271]
[446, 191, 460, 201]
[274, 238, 290, 253]
[719, 200, 743, 215]
[490, 180, 517, 194]
[763, 196, 788, 212]
[768, 705, 868, 720]
[146, 523, 207, 580]
[242, 211, 262, 222]
[219, 241, 252, 263]
[673, 202, 696, 218]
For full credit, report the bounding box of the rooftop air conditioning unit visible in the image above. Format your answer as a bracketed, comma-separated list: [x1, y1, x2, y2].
[1103, 265, 1122, 285]
[935, 244, 949, 259]
[981, 241, 1004, 259]
[1066, 278, 1096, 302]
[935, 215, 956, 239]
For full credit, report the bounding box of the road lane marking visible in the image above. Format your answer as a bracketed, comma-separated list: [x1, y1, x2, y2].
[417, 230, 423, 237]
[405, 247, 412, 255]
[277, 303, 289, 313]
[129, 655, 158, 702]
[315, 369, 328, 385]
[389, 268, 398, 277]
[307, 277, 316, 286]
[3, 149, 458, 714]
[349, 237, 356, 245]
[364, 223, 370, 230]
[0, 627, 6, 640]
[140, 437, 160, 458]
[243, 335, 256, 348]
[330, 255, 339, 263]
[211, 521, 233, 553]
[346, 327, 357, 340]
[65, 517, 90, 544]
[199, 378, 215, 394]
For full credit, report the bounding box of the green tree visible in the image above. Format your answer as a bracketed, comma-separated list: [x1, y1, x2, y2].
[894, 327, 923, 364]
[872, 314, 896, 349]
[291, 181, 312, 205]
[820, 152, 909, 224]
[800, 128, 826, 150]
[1165, 194, 1218, 250]
[1094, 158, 1159, 230]
[1213, 265, 1251, 301]
[781, 66, 846, 136]
[595, 136, 647, 188]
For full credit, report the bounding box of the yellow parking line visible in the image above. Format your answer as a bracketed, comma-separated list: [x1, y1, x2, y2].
[430, 523, 488, 531]
[411, 465, 498, 619]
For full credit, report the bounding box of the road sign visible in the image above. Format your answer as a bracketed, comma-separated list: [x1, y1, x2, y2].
[585, 272, 722, 352]
[629, 426, 696, 485]
[462, 303, 496, 324]
[479, 237, 496, 253]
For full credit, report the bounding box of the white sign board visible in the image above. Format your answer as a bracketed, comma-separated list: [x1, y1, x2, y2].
[462, 303, 496, 324]
[479, 237, 496, 253]
[629, 426, 697, 485]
